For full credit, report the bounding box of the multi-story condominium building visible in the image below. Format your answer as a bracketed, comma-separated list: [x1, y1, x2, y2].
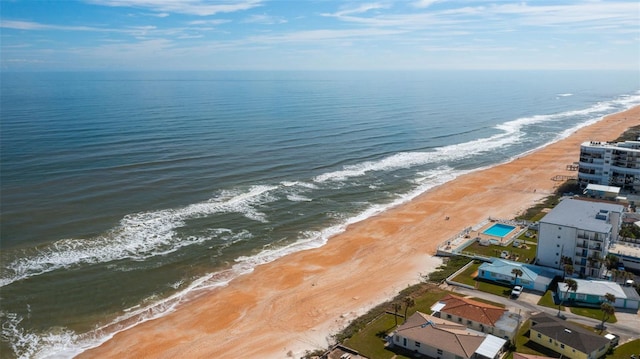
[578, 140, 640, 192]
[536, 198, 623, 278]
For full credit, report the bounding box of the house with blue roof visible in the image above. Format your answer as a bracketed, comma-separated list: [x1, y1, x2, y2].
[477, 258, 563, 292]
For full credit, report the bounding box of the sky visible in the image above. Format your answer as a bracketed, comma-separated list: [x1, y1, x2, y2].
[1, 0, 639, 71]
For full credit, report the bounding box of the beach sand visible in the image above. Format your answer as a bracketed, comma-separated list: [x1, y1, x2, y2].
[79, 107, 639, 359]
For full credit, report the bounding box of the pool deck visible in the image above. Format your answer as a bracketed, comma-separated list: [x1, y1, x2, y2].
[437, 218, 530, 256]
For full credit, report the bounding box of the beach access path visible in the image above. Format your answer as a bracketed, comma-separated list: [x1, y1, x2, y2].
[79, 107, 640, 359]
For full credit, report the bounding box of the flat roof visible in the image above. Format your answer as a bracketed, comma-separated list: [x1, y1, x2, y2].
[475, 335, 507, 358]
[540, 198, 623, 233]
[585, 184, 621, 194]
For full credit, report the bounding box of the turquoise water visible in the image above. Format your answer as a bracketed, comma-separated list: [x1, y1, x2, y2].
[1, 70, 639, 358]
[483, 223, 517, 238]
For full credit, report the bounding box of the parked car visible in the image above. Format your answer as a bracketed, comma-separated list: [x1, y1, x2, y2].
[511, 285, 523, 298]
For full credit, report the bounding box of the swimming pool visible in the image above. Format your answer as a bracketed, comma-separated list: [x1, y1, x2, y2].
[482, 223, 516, 238]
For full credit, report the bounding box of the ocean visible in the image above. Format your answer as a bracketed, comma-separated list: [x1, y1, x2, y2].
[1, 70, 639, 358]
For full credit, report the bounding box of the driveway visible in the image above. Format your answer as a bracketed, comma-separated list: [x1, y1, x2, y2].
[445, 284, 640, 344]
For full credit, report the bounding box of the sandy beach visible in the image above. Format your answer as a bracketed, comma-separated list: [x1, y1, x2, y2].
[79, 107, 639, 359]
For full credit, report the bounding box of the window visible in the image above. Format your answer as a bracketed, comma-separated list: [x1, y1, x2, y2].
[537, 333, 541, 338]
[415, 342, 421, 348]
[549, 338, 553, 343]
[561, 344, 565, 349]
[467, 320, 472, 325]
[437, 349, 443, 355]
[458, 318, 462, 323]
[447, 314, 452, 319]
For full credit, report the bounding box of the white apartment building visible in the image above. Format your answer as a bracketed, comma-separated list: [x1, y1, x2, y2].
[536, 198, 623, 278]
[578, 140, 640, 193]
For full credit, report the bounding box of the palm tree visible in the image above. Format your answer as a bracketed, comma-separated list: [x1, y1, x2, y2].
[392, 302, 402, 326]
[599, 293, 616, 333]
[599, 303, 615, 333]
[511, 268, 523, 285]
[558, 279, 578, 317]
[403, 296, 415, 324]
[563, 264, 574, 278]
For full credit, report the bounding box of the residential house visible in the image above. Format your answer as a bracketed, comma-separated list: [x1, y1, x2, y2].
[528, 312, 610, 359]
[536, 198, 624, 278]
[431, 294, 520, 339]
[477, 258, 563, 292]
[557, 278, 640, 310]
[392, 312, 506, 359]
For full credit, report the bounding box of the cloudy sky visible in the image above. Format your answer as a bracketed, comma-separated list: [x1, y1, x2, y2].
[1, 0, 638, 71]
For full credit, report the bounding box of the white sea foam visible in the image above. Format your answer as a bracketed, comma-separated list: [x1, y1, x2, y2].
[287, 194, 312, 202]
[0, 185, 277, 287]
[314, 93, 640, 184]
[557, 93, 573, 97]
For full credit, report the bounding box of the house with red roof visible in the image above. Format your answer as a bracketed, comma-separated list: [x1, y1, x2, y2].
[431, 294, 520, 339]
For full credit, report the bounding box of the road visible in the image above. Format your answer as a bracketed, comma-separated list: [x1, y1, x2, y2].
[445, 284, 640, 344]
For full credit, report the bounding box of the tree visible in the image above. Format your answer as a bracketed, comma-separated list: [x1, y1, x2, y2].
[392, 302, 402, 326]
[403, 296, 415, 324]
[599, 303, 615, 333]
[511, 268, 523, 285]
[563, 264, 574, 278]
[558, 279, 578, 317]
[604, 254, 619, 270]
[599, 293, 616, 333]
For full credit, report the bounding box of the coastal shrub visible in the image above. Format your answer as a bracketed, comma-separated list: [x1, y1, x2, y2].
[614, 125, 640, 142]
[422, 256, 469, 283]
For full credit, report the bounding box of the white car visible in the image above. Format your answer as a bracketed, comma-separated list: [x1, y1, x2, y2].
[511, 285, 523, 298]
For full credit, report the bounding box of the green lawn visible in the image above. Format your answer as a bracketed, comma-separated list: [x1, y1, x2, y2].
[343, 284, 453, 359]
[570, 306, 617, 324]
[476, 279, 513, 297]
[537, 291, 617, 323]
[607, 339, 640, 358]
[463, 241, 537, 263]
[451, 262, 481, 286]
[538, 290, 563, 311]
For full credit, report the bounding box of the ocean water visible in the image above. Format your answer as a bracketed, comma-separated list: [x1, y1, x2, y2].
[1, 70, 638, 358]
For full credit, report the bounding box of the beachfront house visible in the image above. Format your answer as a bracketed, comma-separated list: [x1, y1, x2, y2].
[476, 258, 562, 292]
[577, 140, 640, 193]
[557, 278, 640, 310]
[391, 312, 506, 359]
[528, 312, 610, 359]
[536, 198, 624, 278]
[431, 294, 520, 339]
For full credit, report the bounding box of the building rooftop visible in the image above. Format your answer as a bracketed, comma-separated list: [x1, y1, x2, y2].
[558, 278, 629, 298]
[436, 294, 506, 327]
[478, 258, 561, 286]
[539, 198, 623, 233]
[530, 312, 609, 354]
[396, 312, 505, 358]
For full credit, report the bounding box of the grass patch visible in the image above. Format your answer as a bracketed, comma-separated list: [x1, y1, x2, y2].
[538, 290, 563, 311]
[476, 279, 513, 297]
[607, 339, 640, 358]
[451, 262, 480, 286]
[339, 283, 451, 358]
[569, 306, 617, 324]
[423, 256, 470, 283]
[463, 241, 536, 263]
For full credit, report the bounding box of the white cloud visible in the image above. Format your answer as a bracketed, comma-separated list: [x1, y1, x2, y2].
[412, 0, 442, 9]
[242, 14, 287, 25]
[84, 0, 263, 16]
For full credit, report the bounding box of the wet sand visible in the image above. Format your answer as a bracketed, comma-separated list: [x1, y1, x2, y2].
[79, 106, 639, 359]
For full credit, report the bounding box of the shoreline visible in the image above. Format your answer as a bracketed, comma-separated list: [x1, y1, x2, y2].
[78, 106, 639, 359]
